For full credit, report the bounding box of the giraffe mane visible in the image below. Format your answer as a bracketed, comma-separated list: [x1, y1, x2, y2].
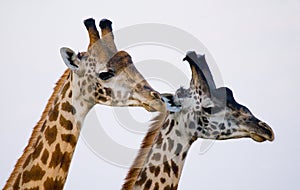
[4, 69, 71, 188]
[122, 111, 168, 190]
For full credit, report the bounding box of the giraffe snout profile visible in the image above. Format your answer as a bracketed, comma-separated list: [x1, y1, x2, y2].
[247, 119, 274, 142]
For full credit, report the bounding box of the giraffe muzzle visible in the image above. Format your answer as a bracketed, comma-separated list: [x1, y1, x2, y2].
[249, 121, 275, 142]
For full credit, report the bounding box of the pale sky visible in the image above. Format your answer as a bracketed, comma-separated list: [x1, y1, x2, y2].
[0, 0, 299, 189]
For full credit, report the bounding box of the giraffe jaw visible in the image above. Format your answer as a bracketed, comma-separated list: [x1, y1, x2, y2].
[246, 121, 275, 142]
[142, 101, 165, 112]
[250, 133, 269, 142]
[249, 130, 275, 142]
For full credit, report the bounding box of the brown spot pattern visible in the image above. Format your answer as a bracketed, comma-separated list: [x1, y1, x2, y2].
[154, 166, 160, 177]
[22, 164, 45, 184]
[43, 177, 64, 190]
[49, 144, 64, 169]
[61, 101, 76, 115]
[61, 134, 77, 148]
[162, 119, 170, 130]
[59, 115, 73, 130]
[45, 126, 58, 146]
[166, 119, 175, 135]
[182, 151, 188, 160]
[98, 96, 108, 102]
[152, 153, 161, 162]
[136, 168, 147, 186]
[41, 149, 49, 165]
[22, 154, 32, 169]
[174, 143, 182, 156]
[49, 104, 59, 122]
[171, 159, 179, 178]
[145, 179, 152, 189]
[87, 85, 93, 93]
[32, 141, 43, 159]
[68, 91, 72, 98]
[163, 143, 167, 151]
[61, 82, 70, 99]
[149, 165, 155, 173]
[13, 174, 21, 190]
[167, 138, 174, 152]
[60, 152, 72, 172]
[104, 87, 112, 97]
[163, 161, 171, 177]
[155, 133, 163, 149]
[40, 120, 47, 132]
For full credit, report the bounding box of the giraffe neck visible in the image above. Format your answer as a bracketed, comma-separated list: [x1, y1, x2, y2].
[4, 69, 93, 190]
[123, 112, 196, 190]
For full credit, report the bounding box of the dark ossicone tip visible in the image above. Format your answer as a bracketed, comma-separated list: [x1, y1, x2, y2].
[183, 51, 205, 68]
[99, 18, 112, 31]
[84, 18, 97, 30]
[84, 18, 100, 45]
[184, 51, 217, 90]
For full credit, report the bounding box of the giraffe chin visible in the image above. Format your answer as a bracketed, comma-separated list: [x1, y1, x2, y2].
[143, 104, 157, 112]
[127, 103, 157, 112]
[143, 103, 166, 112]
[250, 133, 268, 142]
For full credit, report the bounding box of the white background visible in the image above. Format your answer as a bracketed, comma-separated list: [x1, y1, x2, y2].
[0, 0, 299, 189]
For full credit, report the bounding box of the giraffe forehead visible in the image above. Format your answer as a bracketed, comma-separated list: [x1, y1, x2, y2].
[79, 53, 109, 73]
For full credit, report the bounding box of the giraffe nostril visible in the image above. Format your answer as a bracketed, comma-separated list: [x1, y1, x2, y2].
[151, 91, 160, 99]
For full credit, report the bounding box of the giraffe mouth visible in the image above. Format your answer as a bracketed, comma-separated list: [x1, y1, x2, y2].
[249, 133, 269, 142]
[143, 103, 159, 112]
[248, 121, 275, 142]
[142, 100, 166, 112]
[128, 103, 161, 112]
[144, 104, 155, 112]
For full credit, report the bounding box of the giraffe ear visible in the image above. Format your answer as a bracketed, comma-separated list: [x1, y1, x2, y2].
[60, 47, 79, 71]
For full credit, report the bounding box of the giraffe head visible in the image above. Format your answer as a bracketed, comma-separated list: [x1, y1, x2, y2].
[60, 18, 164, 112]
[171, 51, 274, 142]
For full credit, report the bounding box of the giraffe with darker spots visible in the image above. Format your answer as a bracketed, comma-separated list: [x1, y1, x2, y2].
[3, 18, 165, 190]
[123, 51, 274, 190]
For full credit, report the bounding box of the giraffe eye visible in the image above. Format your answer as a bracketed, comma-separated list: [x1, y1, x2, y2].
[77, 52, 84, 60]
[202, 107, 212, 114]
[77, 52, 88, 60]
[99, 70, 115, 80]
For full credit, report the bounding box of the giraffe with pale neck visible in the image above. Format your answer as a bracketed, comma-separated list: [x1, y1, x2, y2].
[3, 18, 165, 190]
[123, 51, 275, 190]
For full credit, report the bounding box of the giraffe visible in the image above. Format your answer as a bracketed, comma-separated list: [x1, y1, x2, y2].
[122, 51, 275, 190]
[3, 18, 165, 190]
